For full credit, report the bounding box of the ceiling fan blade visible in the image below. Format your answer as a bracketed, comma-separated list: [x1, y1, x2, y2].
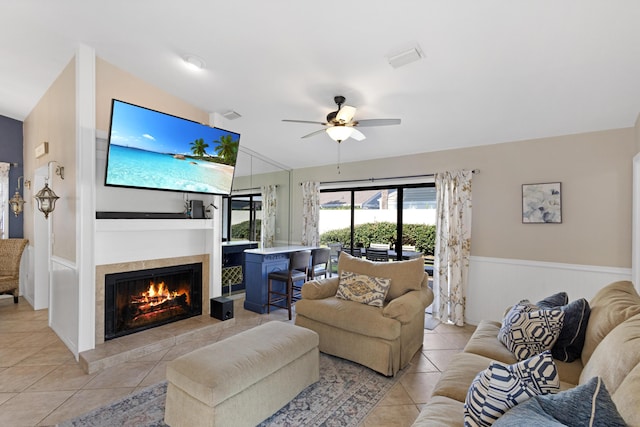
[301, 128, 328, 139]
[282, 119, 328, 125]
[336, 105, 356, 123]
[354, 118, 401, 127]
[350, 128, 366, 141]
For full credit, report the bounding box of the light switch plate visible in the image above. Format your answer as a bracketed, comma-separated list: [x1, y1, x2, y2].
[35, 141, 48, 158]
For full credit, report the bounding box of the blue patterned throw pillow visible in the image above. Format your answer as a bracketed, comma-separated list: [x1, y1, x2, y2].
[493, 376, 627, 427]
[537, 295, 591, 362]
[498, 302, 564, 361]
[464, 351, 560, 427]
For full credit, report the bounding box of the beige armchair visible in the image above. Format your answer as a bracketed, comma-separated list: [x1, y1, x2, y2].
[295, 252, 433, 376]
[0, 239, 28, 303]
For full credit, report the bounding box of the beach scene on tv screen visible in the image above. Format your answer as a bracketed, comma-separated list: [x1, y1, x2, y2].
[106, 101, 239, 195]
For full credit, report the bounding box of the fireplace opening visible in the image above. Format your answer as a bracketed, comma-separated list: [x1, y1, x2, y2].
[105, 263, 202, 340]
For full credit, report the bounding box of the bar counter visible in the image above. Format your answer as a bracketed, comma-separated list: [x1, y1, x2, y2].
[243, 245, 317, 314]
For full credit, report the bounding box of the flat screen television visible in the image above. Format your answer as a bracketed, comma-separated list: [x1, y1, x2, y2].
[105, 99, 240, 196]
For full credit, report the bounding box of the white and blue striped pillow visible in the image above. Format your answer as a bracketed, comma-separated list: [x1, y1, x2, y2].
[464, 350, 559, 427]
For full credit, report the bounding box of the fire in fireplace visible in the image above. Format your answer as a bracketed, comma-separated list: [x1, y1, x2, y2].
[105, 263, 202, 340]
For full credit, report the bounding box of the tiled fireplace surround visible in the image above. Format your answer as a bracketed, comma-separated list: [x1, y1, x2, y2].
[80, 254, 232, 374]
[94, 254, 211, 346]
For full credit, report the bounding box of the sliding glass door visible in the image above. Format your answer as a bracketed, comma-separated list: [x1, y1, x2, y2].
[319, 183, 436, 261]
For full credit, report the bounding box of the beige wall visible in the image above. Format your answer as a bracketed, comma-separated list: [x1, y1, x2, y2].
[96, 58, 209, 132]
[293, 127, 635, 268]
[23, 58, 77, 260]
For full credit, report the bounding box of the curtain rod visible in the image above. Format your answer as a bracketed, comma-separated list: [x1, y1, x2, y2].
[231, 184, 279, 193]
[299, 169, 479, 186]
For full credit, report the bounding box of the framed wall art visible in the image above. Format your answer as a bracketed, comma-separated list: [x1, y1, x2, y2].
[522, 182, 562, 223]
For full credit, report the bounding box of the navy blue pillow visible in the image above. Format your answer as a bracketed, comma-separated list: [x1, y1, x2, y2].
[494, 376, 627, 427]
[537, 294, 590, 362]
[537, 292, 568, 308]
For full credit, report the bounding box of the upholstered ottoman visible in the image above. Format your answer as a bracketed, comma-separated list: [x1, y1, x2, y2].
[164, 321, 319, 427]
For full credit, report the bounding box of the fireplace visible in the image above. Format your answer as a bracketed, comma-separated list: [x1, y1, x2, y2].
[104, 263, 203, 340]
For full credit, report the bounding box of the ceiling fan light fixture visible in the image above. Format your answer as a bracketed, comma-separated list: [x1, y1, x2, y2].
[336, 105, 356, 123]
[326, 126, 354, 143]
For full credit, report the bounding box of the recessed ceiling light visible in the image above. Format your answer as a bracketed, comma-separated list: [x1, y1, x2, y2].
[184, 54, 206, 70]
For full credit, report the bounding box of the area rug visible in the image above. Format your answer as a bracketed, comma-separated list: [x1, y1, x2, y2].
[57, 353, 405, 427]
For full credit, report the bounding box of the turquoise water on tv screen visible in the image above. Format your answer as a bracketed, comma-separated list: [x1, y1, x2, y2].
[106, 144, 234, 194]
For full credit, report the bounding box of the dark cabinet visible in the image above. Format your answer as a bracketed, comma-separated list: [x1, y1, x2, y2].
[221, 242, 258, 295]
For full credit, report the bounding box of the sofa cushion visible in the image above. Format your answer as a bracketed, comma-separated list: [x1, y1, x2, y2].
[464, 320, 583, 385]
[335, 271, 391, 307]
[498, 302, 564, 361]
[463, 320, 518, 365]
[580, 312, 640, 393]
[431, 352, 495, 402]
[582, 280, 640, 365]
[294, 296, 401, 341]
[337, 251, 423, 300]
[612, 362, 640, 426]
[464, 351, 559, 427]
[493, 376, 626, 427]
[412, 396, 464, 427]
[537, 296, 591, 363]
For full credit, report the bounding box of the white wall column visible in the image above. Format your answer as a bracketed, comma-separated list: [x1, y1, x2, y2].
[76, 44, 96, 354]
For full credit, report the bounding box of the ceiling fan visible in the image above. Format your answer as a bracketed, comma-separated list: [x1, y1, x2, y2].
[282, 95, 401, 143]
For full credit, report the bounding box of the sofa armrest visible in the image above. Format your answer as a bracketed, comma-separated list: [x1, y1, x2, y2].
[383, 274, 434, 324]
[301, 277, 340, 300]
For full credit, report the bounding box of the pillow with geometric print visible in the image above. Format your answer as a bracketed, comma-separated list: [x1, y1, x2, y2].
[335, 271, 391, 307]
[498, 301, 565, 361]
[465, 350, 560, 427]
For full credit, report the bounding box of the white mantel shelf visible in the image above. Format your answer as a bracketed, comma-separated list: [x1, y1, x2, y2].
[96, 219, 214, 232]
[94, 218, 216, 266]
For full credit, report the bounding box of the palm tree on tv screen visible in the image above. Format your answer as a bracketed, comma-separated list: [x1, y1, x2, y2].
[190, 138, 209, 157]
[214, 134, 238, 165]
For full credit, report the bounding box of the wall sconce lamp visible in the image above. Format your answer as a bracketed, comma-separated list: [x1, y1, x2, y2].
[34, 161, 64, 219]
[8, 176, 26, 217]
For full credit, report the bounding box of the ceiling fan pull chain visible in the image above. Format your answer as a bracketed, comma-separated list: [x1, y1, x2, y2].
[337, 143, 341, 174]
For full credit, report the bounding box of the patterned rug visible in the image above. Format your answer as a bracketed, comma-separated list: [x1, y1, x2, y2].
[57, 353, 405, 427]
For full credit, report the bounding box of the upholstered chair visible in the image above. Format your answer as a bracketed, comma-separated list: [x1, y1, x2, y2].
[0, 239, 28, 303]
[295, 252, 433, 376]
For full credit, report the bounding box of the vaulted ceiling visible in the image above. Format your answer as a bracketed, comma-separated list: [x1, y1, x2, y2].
[2, 1, 639, 171]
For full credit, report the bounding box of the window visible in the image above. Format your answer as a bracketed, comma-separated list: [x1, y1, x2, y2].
[223, 194, 262, 243]
[319, 183, 436, 261]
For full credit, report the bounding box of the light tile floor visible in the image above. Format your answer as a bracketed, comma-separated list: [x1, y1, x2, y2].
[0, 296, 474, 427]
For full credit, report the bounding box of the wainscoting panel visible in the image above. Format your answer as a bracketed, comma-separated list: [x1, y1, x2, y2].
[50, 256, 79, 358]
[465, 256, 632, 325]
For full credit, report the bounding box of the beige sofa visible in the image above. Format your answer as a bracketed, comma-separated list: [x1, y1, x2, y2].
[295, 252, 434, 376]
[412, 280, 640, 426]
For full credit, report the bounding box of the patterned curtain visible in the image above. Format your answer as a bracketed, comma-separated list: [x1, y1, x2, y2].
[434, 170, 473, 326]
[301, 181, 320, 246]
[0, 163, 9, 239]
[261, 185, 277, 248]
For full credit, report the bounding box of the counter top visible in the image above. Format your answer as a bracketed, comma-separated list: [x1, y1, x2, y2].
[222, 240, 259, 247]
[244, 245, 317, 255]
